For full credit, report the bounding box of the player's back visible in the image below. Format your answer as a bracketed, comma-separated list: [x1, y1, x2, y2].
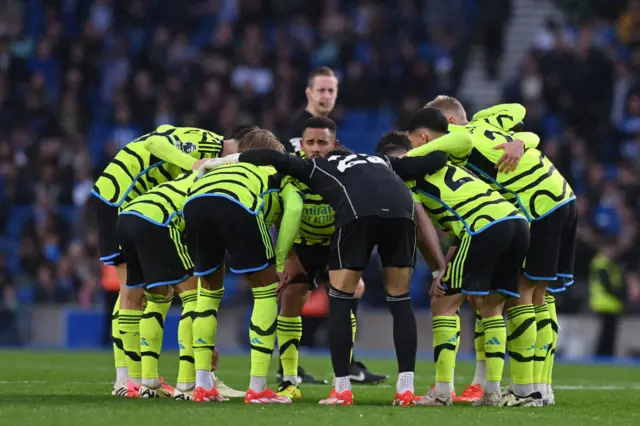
[457, 121, 575, 221]
[409, 162, 524, 238]
[92, 125, 223, 208]
[121, 171, 196, 230]
[311, 153, 415, 228]
[188, 162, 280, 216]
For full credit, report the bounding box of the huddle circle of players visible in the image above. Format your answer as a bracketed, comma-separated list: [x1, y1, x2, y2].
[92, 89, 575, 407]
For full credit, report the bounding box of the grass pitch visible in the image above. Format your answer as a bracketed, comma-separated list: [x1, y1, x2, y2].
[0, 350, 638, 426]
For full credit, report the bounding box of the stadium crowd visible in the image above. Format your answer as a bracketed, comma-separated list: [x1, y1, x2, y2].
[0, 0, 638, 347]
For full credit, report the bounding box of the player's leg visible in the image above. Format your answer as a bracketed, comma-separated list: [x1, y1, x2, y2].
[455, 297, 485, 403]
[545, 200, 577, 404]
[183, 197, 227, 402]
[94, 199, 129, 395]
[276, 251, 311, 398]
[114, 215, 147, 397]
[276, 244, 328, 395]
[216, 200, 290, 403]
[417, 291, 464, 406]
[418, 234, 474, 406]
[522, 203, 572, 401]
[496, 219, 544, 407]
[544, 294, 558, 404]
[319, 218, 375, 406]
[173, 276, 198, 400]
[468, 220, 526, 407]
[532, 284, 553, 395]
[136, 223, 193, 398]
[378, 218, 419, 405]
[349, 254, 388, 385]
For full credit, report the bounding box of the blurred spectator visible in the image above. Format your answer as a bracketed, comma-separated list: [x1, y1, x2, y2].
[589, 240, 626, 356]
[478, 0, 512, 80]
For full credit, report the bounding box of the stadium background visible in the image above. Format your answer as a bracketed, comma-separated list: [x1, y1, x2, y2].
[0, 0, 638, 359]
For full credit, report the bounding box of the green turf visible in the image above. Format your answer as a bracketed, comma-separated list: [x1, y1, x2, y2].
[0, 351, 638, 426]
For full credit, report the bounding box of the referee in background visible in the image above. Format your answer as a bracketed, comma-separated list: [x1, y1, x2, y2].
[278, 66, 387, 385]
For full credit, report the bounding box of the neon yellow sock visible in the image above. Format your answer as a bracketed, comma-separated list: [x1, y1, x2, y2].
[350, 311, 357, 363]
[474, 311, 485, 362]
[534, 304, 552, 387]
[140, 291, 172, 381]
[112, 294, 126, 371]
[506, 305, 536, 386]
[177, 290, 197, 385]
[545, 295, 558, 386]
[482, 315, 506, 385]
[277, 316, 302, 379]
[192, 287, 224, 371]
[119, 308, 143, 380]
[433, 316, 457, 384]
[250, 283, 278, 377]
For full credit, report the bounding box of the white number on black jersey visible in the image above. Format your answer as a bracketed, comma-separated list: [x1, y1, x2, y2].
[329, 155, 388, 173]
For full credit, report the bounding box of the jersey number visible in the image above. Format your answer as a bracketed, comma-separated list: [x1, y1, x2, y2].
[484, 129, 514, 143]
[444, 166, 472, 191]
[331, 155, 387, 172]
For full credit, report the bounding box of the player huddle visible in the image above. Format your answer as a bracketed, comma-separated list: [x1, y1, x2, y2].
[92, 71, 575, 408]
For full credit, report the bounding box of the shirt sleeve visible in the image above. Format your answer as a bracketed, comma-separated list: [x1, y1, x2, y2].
[274, 184, 304, 273]
[387, 152, 447, 179]
[143, 134, 197, 170]
[239, 149, 314, 181]
[472, 103, 526, 131]
[512, 131, 540, 150]
[407, 132, 473, 163]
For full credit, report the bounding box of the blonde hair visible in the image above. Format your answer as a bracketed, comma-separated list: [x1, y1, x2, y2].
[237, 129, 285, 153]
[424, 95, 466, 120]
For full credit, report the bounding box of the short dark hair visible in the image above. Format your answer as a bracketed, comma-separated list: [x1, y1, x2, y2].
[237, 129, 284, 153]
[375, 132, 412, 156]
[405, 107, 449, 134]
[232, 125, 259, 141]
[326, 147, 353, 157]
[304, 116, 337, 135]
[307, 66, 337, 88]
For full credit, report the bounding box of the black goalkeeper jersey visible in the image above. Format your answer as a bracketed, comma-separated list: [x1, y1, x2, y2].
[238, 150, 447, 228]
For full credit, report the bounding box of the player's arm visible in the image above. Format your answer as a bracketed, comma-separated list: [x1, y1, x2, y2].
[407, 132, 473, 163]
[472, 103, 526, 131]
[239, 150, 314, 182]
[493, 131, 540, 173]
[143, 133, 200, 170]
[196, 150, 314, 183]
[386, 151, 447, 180]
[445, 238, 459, 264]
[414, 201, 446, 272]
[274, 184, 304, 273]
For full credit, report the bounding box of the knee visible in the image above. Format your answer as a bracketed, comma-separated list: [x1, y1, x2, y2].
[430, 294, 463, 317]
[176, 276, 199, 293]
[280, 284, 308, 317]
[120, 287, 145, 309]
[146, 285, 171, 299]
[532, 286, 547, 305]
[474, 295, 506, 318]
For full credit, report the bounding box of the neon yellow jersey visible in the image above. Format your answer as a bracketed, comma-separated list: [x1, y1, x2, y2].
[407, 163, 525, 238]
[452, 120, 575, 220]
[120, 172, 195, 232]
[92, 125, 223, 208]
[293, 150, 335, 246]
